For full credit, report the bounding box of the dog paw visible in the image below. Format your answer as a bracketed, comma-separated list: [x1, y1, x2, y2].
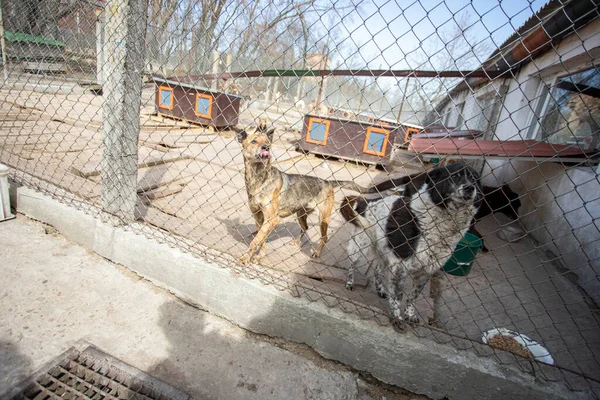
[288, 238, 301, 247]
[345, 282, 354, 291]
[377, 290, 388, 299]
[405, 314, 420, 326]
[310, 252, 320, 259]
[481, 246, 489, 253]
[239, 253, 252, 264]
[390, 317, 405, 332]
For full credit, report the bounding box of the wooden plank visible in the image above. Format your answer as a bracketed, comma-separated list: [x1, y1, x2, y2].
[136, 164, 193, 193]
[419, 153, 597, 165]
[21, 61, 66, 73]
[139, 183, 184, 202]
[409, 138, 597, 158]
[69, 147, 191, 178]
[151, 114, 204, 127]
[0, 151, 101, 200]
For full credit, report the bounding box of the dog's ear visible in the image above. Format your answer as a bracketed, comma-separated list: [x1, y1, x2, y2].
[257, 118, 268, 132]
[266, 127, 275, 142]
[426, 166, 450, 206]
[236, 129, 248, 143]
[427, 164, 447, 182]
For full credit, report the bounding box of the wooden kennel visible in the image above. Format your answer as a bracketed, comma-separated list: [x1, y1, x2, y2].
[153, 77, 242, 128]
[297, 113, 422, 166]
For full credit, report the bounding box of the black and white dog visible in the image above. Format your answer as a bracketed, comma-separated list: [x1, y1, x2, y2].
[340, 163, 482, 330]
[367, 171, 521, 252]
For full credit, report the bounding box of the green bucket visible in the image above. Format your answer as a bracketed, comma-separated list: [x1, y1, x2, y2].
[442, 232, 483, 276]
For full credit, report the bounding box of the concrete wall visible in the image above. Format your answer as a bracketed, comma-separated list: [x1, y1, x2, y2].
[438, 20, 600, 303]
[12, 184, 587, 400]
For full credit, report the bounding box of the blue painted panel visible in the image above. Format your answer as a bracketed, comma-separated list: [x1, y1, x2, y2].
[160, 89, 172, 107]
[309, 122, 327, 142]
[367, 132, 386, 153]
[196, 96, 211, 116]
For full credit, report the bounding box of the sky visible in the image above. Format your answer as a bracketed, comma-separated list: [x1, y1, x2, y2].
[322, 0, 549, 69]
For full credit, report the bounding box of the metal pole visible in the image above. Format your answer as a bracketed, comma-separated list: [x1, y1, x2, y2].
[357, 80, 367, 113]
[315, 46, 329, 111]
[0, 0, 9, 82]
[396, 77, 410, 123]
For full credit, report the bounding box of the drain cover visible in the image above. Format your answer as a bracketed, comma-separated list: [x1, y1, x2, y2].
[7, 345, 189, 400]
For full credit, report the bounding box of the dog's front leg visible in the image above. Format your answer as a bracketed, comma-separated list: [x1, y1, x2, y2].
[313, 188, 335, 258]
[404, 270, 431, 325]
[239, 205, 279, 264]
[388, 265, 408, 331]
[373, 260, 388, 298]
[345, 233, 361, 291]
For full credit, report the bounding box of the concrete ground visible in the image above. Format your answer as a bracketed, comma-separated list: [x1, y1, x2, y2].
[0, 215, 426, 400]
[2, 77, 597, 392]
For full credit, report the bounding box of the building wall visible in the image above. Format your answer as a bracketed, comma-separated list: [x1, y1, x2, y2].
[432, 19, 600, 302]
[484, 19, 600, 303]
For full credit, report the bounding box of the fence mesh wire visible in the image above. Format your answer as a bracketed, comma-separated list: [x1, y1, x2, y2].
[1, 0, 599, 395]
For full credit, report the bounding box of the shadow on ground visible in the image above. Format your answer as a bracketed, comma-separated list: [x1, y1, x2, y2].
[148, 300, 424, 400]
[0, 340, 32, 398]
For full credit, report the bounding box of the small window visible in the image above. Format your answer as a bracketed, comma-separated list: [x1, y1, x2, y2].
[474, 95, 495, 133]
[306, 118, 330, 146]
[526, 82, 551, 139]
[403, 127, 421, 143]
[539, 67, 600, 149]
[195, 93, 213, 119]
[158, 86, 174, 110]
[363, 127, 390, 156]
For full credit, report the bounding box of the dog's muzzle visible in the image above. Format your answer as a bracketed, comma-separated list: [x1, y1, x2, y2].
[257, 145, 271, 159]
[459, 185, 476, 201]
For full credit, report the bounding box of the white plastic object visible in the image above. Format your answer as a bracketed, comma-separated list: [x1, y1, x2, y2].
[0, 163, 15, 222]
[482, 327, 554, 365]
[497, 224, 526, 243]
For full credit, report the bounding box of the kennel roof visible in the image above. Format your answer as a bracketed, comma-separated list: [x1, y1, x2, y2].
[151, 77, 243, 99]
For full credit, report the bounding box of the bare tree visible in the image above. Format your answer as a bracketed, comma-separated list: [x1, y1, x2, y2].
[405, 12, 494, 119]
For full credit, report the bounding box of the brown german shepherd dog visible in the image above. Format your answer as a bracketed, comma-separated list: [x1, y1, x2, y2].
[237, 122, 366, 264]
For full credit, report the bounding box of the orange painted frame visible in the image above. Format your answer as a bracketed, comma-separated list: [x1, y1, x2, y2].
[194, 93, 213, 119]
[404, 127, 421, 143]
[305, 118, 331, 146]
[363, 126, 390, 157]
[158, 86, 174, 110]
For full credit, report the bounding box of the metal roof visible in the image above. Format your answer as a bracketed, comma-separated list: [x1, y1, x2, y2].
[151, 77, 244, 99]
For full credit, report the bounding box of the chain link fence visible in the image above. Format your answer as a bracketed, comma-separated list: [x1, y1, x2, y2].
[1, 0, 599, 395]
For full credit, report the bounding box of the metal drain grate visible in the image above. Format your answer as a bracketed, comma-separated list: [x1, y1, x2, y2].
[8, 345, 189, 400]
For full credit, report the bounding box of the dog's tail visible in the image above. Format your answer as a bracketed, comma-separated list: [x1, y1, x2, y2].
[331, 180, 370, 193]
[340, 195, 370, 229]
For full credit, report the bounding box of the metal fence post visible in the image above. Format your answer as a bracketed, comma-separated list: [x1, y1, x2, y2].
[101, 0, 148, 224]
